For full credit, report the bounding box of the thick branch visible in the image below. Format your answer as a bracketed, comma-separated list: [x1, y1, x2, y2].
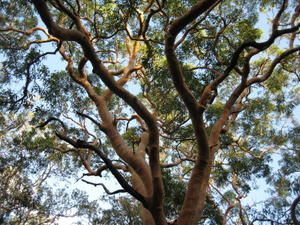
[248, 46, 300, 85]
[289, 0, 300, 48]
[200, 22, 300, 107]
[59, 45, 154, 202]
[55, 132, 149, 208]
[165, 0, 219, 112]
[210, 47, 300, 149]
[31, 3, 161, 196]
[291, 195, 300, 225]
[37, 116, 67, 131]
[165, 1, 219, 224]
[272, 0, 288, 32]
[95, 164, 128, 177]
[174, 1, 221, 48]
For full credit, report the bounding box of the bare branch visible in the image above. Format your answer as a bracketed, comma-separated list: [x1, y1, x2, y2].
[55, 132, 149, 208]
[81, 179, 127, 195]
[76, 111, 106, 132]
[248, 46, 300, 85]
[1, 44, 61, 109]
[291, 194, 300, 225]
[174, 0, 221, 48]
[250, 218, 290, 225]
[289, 0, 300, 48]
[0, 26, 58, 38]
[200, 22, 300, 107]
[161, 158, 195, 168]
[272, 0, 288, 32]
[95, 164, 128, 177]
[37, 116, 67, 131]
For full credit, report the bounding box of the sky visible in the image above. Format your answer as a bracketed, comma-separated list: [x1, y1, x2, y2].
[1, 2, 298, 224]
[37, 9, 300, 223]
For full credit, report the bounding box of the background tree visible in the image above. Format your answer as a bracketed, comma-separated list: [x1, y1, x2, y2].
[0, 0, 299, 224]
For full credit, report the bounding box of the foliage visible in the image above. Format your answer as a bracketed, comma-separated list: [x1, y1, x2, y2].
[0, 0, 300, 224]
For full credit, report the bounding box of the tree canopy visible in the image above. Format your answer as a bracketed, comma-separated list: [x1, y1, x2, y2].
[0, 0, 299, 224]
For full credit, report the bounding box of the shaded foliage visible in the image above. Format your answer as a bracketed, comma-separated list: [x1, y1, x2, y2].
[0, 0, 299, 224]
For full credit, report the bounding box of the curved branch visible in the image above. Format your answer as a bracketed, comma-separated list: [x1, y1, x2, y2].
[291, 195, 300, 225]
[32, 3, 167, 221]
[161, 158, 195, 168]
[200, 22, 300, 107]
[289, 0, 300, 48]
[272, 0, 288, 32]
[250, 218, 289, 225]
[2, 44, 61, 109]
[165, 1, 220, 224]
[31, 0, 160, 171]
[209, 47, 300, 151]
[81, 179, 127, 195]
[58, 42, 155, 202]
[0, 26, 57, 37]
[55, 132, 149, 208]
[174, 0, 221, 48]
[53, 0, 91, 39]
[95, 164, 128, 177]
[76, 111, 106, 132]
[165, 0, 219, 113]
[248, 46, 300, 85]
[36, 116, 67, 131]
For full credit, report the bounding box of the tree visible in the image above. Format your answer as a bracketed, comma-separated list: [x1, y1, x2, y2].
[0, 0, 299, 224]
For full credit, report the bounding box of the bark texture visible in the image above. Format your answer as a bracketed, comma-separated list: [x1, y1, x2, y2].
[29, 0, 300, 224]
